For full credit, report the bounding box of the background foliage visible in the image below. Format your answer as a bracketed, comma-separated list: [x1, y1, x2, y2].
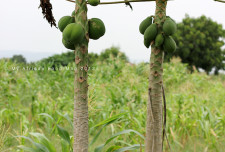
[11, 55, 27, 64]
[165, 15, 225, 74]
[38, 46, 128, 70]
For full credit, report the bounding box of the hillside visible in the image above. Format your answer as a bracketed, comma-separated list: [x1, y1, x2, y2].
[0, 58, 225, 152]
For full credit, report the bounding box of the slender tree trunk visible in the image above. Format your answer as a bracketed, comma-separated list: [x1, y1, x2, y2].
[73, 0, 89, 151]
[145, 0, 167, 152]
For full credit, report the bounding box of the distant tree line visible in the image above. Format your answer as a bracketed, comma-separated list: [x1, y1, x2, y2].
[165, 15, 225, 74]
[11, 55, 27, 64]
[8, 47, 128, 69]
[39, 46, 128, 69]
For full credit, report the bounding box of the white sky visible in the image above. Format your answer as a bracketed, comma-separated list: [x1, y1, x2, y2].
[0, 0, 225, 62]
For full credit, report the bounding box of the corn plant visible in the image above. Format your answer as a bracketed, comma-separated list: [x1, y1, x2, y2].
[17, 113, 144, 152]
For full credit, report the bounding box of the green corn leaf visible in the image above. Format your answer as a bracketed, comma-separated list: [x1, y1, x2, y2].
[94, 144, 104, 152]
[106, 145, 122, 152]
[63, 114, 73, 128]
[92, 129, 144, 151]
[70, 136, 74, 146]
[61, 139, 70, 152]
[113, 144, 142, 152]
[33, 143, 50, 152]
[92, 113, 127, 128]
[29, 132, 56, 152]
[17, 136, 50, 152]
[57, 111, 73, 128]
[16, 135, 34, 143]
[105, 129, 145, 146]
[38, 113, 54, 121]
[57, 125, 71, 145]
[90, 113, 126, 146]
[17, 145, 38, 152]
[89, 125, 105, 146]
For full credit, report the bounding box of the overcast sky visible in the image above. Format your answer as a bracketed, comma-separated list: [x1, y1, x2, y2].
[0, 0, 225, 62]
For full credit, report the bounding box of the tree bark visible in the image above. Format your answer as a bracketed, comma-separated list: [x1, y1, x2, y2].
[73, 0, 89, 152]
[145, 0, 167, 152]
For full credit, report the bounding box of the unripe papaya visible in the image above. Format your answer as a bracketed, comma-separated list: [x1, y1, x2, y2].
[144, 23, 158, 43]
[58, 16, 75, 32]
[144, 38, 151, 48]
[71, 11, 75, 17]
[155, 33, 164, 47]
[88, 0, 100, 6]
[163, 18, 177, 36]
[139, 16, 152, 35]
[63, 23, 84, 44]
[62, 38, 75, 50]
[89, 18, 105, 40]
[166, 16, 176, 24]
[163, 36, 176, 53]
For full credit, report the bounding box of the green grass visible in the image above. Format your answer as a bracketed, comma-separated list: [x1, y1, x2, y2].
[0, 57, 225, 152]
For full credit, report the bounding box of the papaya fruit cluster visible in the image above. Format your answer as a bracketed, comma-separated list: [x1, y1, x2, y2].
[139, 16, 177, 53]
[58, 9, 105, 50]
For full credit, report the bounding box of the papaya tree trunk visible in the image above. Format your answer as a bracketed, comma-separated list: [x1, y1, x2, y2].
[73, 0, 89, 151]
[145, 0, 167, 152]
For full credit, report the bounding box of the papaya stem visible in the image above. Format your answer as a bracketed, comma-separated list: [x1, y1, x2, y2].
[145, 0, 167, 152]
[73, 0, 89, 151]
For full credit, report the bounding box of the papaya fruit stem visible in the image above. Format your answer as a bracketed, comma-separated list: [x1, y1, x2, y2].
[214, 0, 225, 3]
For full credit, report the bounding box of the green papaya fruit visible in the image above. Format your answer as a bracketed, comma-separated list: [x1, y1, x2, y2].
[155, 33, 164, 47]
[139, 16, 152, 35]
[144, 23, 158, 43]
[89, 18, 105, 40]
[144, 38, 151, 48]
[71, 11, 75, 17]
[88, 0, 100, 6]
[62, 38, 75, 50]
[163, 18, 177, 36]
[166, 16, 176, 23]
[163, 36, 176, 53]
[63, 23, 84, 44]
[58, 16, 75, 32]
